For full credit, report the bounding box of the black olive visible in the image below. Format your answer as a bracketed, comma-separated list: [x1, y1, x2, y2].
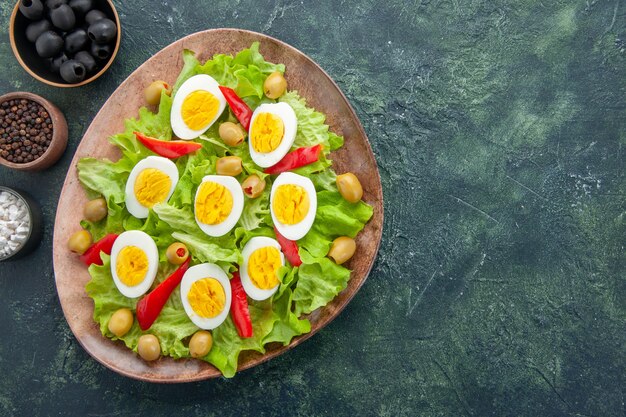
[90, 42, 111, 61]
[49, 52, 69, 73]
[35, 30, 63, 58]
[85, 9, 106, 25]
[74, 50, 97, 73]
[59, 59, 86, 83]
[88, 18, 116, 44]
[25, 19, 51, 43]
[45, 0, 67, 10]
[68, 0, 93, 19]
[50, 4, 76, 31]
[64, 28, 88, 54]
[19, 0, 44, 20]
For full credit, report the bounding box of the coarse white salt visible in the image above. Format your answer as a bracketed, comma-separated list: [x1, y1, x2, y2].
[0, 190, 31, 259]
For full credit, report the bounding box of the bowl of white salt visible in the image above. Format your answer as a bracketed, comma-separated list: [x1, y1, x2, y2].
[0, 186, 42, 261]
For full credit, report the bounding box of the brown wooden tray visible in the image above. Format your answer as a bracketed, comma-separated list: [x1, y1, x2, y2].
[52, 29, 383, 382]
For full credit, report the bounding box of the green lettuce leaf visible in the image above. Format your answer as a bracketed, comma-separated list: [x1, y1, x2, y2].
[239, 189, 271, 231]
[264, 284, 311, 345]
[293, 250, 351, 316]
[172, 50, 201, 94]
[205, 301, 276, 378]
[293, 191, 373, 315]
[280, 91, 335, 150]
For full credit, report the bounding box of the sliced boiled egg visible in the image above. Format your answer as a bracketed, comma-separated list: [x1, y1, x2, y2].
[110, 230, 159, 298]
[194, 175, 244, 237]
[240, 236, 285, 300]
[125, 156, 179, 219]
[180, 263, 232, 330]
[270, 172, 317, 241]
[248, 102, 297, 168]
[171, 74, 227, 140]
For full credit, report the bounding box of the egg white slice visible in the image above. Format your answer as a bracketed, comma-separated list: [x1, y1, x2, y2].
[240, 236, 285, 301]
[110, 230, 159, 299]
[171, 74, 227, 140]
[194, 175, 244, 237]
[125, 156, 179, 219]
[180, 263, 232, 330]
[270, 172, 317, 241]
[248, 102, 297, 168]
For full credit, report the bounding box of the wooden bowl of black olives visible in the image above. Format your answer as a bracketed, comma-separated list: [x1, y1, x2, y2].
[9, 0, 121, 87]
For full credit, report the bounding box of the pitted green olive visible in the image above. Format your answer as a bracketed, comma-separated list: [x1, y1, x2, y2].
[189, 330, 213, 358]
[218, 122, 246, 146]
[263, 71, 287, 99]
[144, 80, 172, 106]
[68, 229, 92, 255]
[216, 156, 243, 176]
[108, 308, 133, 338]
[336, 173, 363, 203]
[328, 236, 356, 265]
[137, 334, 161, 361]
[241, 175, 266, 198]
[83, 197, 107, 222]
[166, 242, 189, 265]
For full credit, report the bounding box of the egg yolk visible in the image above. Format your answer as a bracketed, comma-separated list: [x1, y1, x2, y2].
[187, 278, 225, 318]
[116, 246, 149, 286]
[195, 181, 233, 225]
[272, 184, 310, 225]
[181, 90, 220, 131]
[248, 247, 282, 289]
[134, 168, 172, 208]
[250, 112, 284, 153]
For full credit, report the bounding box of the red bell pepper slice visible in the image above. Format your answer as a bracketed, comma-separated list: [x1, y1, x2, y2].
[264, 144, 323, 175]
[218, 86, 253, 131]
[136, 258, 191, 331]
[134, 132, 202, 158]
[80, 233, 118, 266]
[274, 226, 302, 267]
[230, 271, 253, 338]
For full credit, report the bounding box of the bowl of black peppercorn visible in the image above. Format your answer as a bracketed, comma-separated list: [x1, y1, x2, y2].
[9, 0, 121, 87]
[0, 92, 68, 171]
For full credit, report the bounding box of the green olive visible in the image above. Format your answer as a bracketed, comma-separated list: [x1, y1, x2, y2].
[336, 173, 363, 203]
[68, 229, 92, 255]
[166, 242, 189, 265]
[216, 156, 243, 176]
[189, 330, 213, 358]
[218, 122, 246, 147]
[144, 80, 172, 106]
[83, 198, 108, 222]
[328, 236, 356, 265]
[241, 175, 266, 198]
[264, 71, 287, 99]
[108, 308, 133, 338]
[137, 334, 161, 361]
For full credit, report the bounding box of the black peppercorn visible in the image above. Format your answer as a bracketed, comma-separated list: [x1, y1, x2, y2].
[0, 99, 53, 164]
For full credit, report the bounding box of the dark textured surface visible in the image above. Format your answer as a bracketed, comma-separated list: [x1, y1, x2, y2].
[0, 1, 624, 416]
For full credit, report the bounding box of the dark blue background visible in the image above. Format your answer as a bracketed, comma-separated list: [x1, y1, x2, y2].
[0, 1, 624, 416]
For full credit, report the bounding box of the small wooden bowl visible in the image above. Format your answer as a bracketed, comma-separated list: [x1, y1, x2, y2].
[0, 91, 68, 171]
[9, 0, 121, 88]
[0, 186, 43, 261]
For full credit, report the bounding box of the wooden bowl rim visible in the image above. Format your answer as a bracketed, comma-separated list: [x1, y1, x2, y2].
[53, 28, 384, 382]
[9, 0, 122, 88]
[0, 91, 68, 170]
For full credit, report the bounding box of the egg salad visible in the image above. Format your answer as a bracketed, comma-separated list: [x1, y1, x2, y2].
[77, 42, 373, 378]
